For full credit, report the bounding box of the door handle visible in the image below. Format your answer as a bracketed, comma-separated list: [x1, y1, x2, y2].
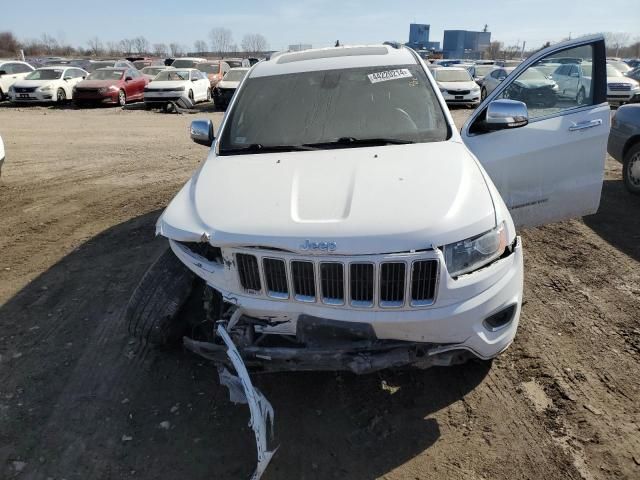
[569, 119, 602, 131]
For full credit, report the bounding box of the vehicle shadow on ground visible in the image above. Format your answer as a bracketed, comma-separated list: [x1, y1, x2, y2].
[583, 179, 640, 262]
[0, 211, 489, 480]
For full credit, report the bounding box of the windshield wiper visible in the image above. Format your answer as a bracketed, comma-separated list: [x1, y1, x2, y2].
[303, 137, 414, 149]
[220, 143, 318, 155]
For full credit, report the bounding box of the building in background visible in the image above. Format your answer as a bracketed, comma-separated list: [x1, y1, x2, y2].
[443, 30, 491, 59]
[288, 44, 312, 52]
[406, 23, 440, 51]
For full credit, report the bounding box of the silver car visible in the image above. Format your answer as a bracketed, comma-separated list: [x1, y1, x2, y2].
[480, 67, 515, 100]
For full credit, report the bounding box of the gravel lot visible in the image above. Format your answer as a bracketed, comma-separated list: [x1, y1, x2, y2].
[0, 102, 638, 480]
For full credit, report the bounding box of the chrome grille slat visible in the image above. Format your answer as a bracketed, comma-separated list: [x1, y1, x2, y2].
[236, 253, 261, 292]
[379, 262, 406, 307]
[291, 261, 316, 302]
[411, 260, 438, 306]
[320, 262, 344, 304]
[350, 263, 374, 307]
[263, 258, 288, 299]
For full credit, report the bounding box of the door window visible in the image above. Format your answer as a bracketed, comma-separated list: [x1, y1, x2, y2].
[13, 63, 32, 73]
[497, 45, 594, 119]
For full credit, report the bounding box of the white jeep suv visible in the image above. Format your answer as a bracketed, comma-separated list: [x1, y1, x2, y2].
[134, 36, 609, 374]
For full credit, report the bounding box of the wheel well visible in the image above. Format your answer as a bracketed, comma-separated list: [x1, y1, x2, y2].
[623, 135, 640, 159]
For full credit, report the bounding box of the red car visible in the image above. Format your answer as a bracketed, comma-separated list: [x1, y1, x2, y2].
[73, 67, 148, 106]
[195, 61, 231, 89]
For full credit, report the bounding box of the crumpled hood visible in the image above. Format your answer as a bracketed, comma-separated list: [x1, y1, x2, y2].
[437, 80, 478, 91]
[158, 142, 497, 254]
[76, 79, 122, 88]
[145, 80, 188, 90]
[13, 79, 58, 88]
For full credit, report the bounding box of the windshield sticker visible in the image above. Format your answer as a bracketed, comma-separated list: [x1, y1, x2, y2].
[367, 69, 413, 84]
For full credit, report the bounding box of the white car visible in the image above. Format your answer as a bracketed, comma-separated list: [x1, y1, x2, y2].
[131, 37, 609, 374]
[170, 57, 208, 69]
[8, 66, 88, 103]
[432, 67, 481, 106]
[143, 68, 211, 106]
[0, 60, 35, 100]
[0, 133, 4, 177]
[213, 67, 250, 108]
[552, 63, 640, 105]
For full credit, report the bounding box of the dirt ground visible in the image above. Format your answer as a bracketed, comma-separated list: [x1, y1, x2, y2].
[0, 101, 638, 480]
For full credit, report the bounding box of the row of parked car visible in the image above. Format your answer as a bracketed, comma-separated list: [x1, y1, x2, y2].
[0, 56, 255, 109]
[428, 57, 640, 108]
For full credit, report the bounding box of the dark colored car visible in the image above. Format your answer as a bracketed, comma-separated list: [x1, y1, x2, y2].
[73, 67, 147, 106]
[608, 103, 640, 194]
[626, 67, 640, 83]
[503, 67, 558, 107]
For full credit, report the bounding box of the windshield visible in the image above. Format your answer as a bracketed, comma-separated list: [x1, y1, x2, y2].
[474, 65, 494, 77]
[88, 69, 125, 80]
[223, 70, 248, 82]
[226, 60, 244, 68]
[219, 65, 449, 154]
[26, 69, 63, 80]
[434, 69, 472, 82]
[142, 67, 166, 76]
[197, 63, 219, 73]
[171, 59, 198, 68]
[519, 68, 547, 81]
[154, 70, 190, 81]
[88, 61, 116, 71]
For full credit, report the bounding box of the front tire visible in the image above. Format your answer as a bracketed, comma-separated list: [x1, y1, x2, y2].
[126, 248, 196, 346]
[118, 89, 126, 106]
[576, 88, 586, 105]
[623, 143, 640, 195]
[206, 88, 211, 102]
[481, 87, 487, 101]
[56, 88, 66, 103]
[188, 89, 194, 103]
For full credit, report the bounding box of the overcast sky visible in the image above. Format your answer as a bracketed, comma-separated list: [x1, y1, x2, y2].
[4, 0, 638, 51]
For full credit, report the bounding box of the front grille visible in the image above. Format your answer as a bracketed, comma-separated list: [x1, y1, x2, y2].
[291, 261, 316, 301]
[237, 254, 261, 292]
[15, 87, 36, 93]
[608, 83, 631, 91]
[350, 263, 374, 306]
[233, 250, 438, 309]
[379, 263, 406, 306]
[75, 88, 100, 93]
[263, 258, 288, 298]
[448, 89, 471, 95]
[320, 263, 344, 304]
[411, 260, 438, 305]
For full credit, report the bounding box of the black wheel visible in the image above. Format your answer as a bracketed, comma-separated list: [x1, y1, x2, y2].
[0, 88, 4, 101]
[188, 89, 194, 102]
[118, 89, 126, 106]
[206, 88, 211, 102]
[481, 87, 487, 101]
[576, 88, 586, 105]
[126, 248, 196, 346]
[56, 88, 66, 103]
[623, 143, 640, 195]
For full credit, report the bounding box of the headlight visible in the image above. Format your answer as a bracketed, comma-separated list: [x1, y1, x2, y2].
[443, 222, 508, 278]
[39, 85, 52, 91]
[108, 85, 119, 91]
[439, 87, 447, 93]
[172, 86, 185, 92]
[631, 83, 640, 91]
[552, 83, 559, 91]
[8, 86, 14, 92]
[471, 86, 480, 92]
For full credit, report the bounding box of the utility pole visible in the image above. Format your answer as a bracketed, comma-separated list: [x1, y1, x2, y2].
[521, 41, 526, 59]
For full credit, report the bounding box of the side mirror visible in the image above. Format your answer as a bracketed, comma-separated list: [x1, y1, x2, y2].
[190, 119, 215, 146]
[485, 99, 528, 130]
[125, 76, 133, 81]
[498, 76, 506, 81]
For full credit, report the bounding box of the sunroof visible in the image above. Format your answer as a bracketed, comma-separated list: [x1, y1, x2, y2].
[277, 46, 389, 64]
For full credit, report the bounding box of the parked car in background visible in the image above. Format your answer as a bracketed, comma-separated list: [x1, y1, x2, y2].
[144, 68, 211, 106]
[8, 66, 88, 103]
[481, 67, 515, 100]
[608, 104, 640, 194]
[468, 64, 495, 86]
[0, 60, 35, 99]
[140, 66, 173, 82]
[195, 60, 231, 89]
[73, 67, 147, 106]
[501, 67, 558, 107]
[602, 64, 640, 105]
[494, 60, 523, 67]
[626, 66, 640, 83]
[213, 67, 249, 109]
[223, 58, 250, 68]
[0, 133, 4, 178]
[432, 67, 480, 106]
[170, 57, 207, 69]
[550, 63, 592, 104]
[130, 58, 164, 69]
[73, 59, 136, 73]
[607, 60, 632, 74]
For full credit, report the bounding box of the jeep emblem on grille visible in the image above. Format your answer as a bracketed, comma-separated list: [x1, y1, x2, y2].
[300, 240, 337, 252]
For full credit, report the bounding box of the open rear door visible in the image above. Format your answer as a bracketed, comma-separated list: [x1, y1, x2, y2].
[461, 35, 609, 228]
